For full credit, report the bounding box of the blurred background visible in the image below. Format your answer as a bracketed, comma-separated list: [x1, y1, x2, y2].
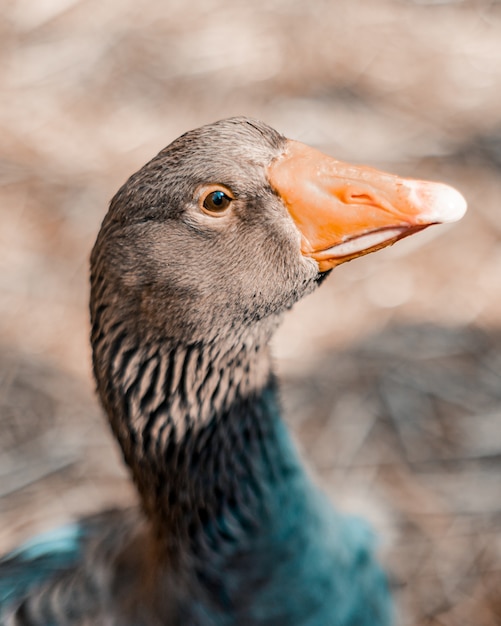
[1, 0, 501, 623]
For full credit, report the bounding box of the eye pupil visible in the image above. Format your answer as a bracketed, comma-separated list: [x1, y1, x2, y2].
[203, 189, 232, 213]
[212, 191, 225, 206]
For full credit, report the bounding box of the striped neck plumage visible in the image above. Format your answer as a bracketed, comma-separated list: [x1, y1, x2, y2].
[90, 302, 290, 558]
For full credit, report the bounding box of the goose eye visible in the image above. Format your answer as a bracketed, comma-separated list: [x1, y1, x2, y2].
[201, 189, 233, 215]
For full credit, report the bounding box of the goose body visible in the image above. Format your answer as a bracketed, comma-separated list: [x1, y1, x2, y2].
[0, 118, 466, 625]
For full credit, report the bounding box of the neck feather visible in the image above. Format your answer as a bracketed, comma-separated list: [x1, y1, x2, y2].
[91, 311, 302, 559]
[89, 301, 383, 626]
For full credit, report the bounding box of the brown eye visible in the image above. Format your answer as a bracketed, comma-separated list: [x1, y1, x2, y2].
[201, 188, 233, 215]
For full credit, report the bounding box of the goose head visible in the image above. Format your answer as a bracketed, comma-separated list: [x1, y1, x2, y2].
[91, 117, 466, 350]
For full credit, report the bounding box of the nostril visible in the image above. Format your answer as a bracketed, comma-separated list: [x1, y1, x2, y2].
[343, 188, 376, 205]
[350, 193, 373, 203]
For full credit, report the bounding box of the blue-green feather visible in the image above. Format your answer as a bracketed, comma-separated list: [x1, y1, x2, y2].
[189, 389, 393, 625]
[0, 523, 82, 608]
[0, 389, 392, 625]
[251, 417, 392, 625]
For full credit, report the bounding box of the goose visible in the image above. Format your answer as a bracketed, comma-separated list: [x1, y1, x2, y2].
[0, 117, 466, 626]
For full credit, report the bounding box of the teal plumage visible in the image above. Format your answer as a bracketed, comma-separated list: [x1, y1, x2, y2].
[0, 115, 462, 625]
[0, 525, 82, 608]
[1, 384, 392, 625]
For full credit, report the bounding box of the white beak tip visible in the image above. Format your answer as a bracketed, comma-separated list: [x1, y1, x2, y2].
[406, 181, 468, 224]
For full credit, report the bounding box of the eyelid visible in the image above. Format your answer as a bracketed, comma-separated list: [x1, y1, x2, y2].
[197, 184, 235, 201]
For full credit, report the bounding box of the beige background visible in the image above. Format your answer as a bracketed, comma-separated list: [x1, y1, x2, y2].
[1, 1, 501, 623]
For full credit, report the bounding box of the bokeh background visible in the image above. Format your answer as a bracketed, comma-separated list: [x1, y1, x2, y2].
[1, 1, 501, 623]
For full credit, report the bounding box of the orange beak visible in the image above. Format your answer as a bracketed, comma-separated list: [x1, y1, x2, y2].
[268, 140, 467, 272]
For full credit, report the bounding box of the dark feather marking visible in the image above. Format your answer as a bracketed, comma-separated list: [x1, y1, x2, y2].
[142, 398, 168, 457]
[90, 302, 108, 338]
[178, 343, 197, 406]
[13, 599, 32, 625]
[139, 356, 160, 413]
[114, 347, 138, 397]
[209, 371, 223, 410]
[164, 348, 176, 398]
[100, 320, 125, 348]
[98, 326, 127, 379]
[122, 353, 152, 400]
